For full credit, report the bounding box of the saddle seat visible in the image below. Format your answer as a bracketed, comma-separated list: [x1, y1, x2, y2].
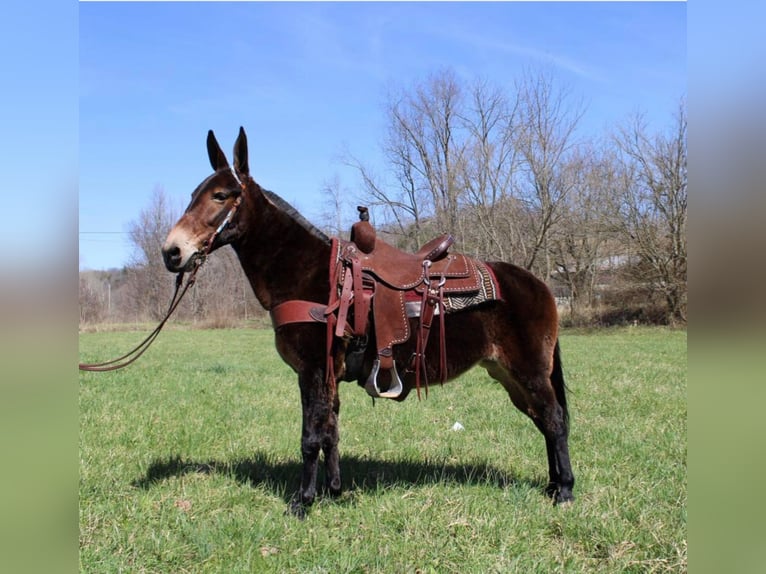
[346, 207, 473, 291]
[343, 235, 476, 291]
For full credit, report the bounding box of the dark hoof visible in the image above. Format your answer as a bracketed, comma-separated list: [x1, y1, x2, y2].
[287, 496, 310, 519]
[544, 482, 574, 505]
[326, 483, 343, 498]
[544, 482, 559, 498]
[554, 489, 574, 506]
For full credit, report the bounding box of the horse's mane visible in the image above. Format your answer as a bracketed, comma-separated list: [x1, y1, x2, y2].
[262, 189, 331, 245]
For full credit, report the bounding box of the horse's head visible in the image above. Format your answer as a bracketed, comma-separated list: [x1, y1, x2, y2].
[162, 127, 250, 272]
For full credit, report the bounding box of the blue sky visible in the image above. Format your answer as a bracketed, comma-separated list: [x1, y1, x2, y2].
[79, 1, 686, 271]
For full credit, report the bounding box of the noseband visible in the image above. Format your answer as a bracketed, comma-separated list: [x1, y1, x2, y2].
[79, 170, 246, 372]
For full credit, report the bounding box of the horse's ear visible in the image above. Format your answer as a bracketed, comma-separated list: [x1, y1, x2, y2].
[233, 126, 249, 176]
[206, 130, 229, 171]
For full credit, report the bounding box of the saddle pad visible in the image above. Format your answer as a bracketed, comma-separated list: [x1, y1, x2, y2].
[404, 261, 501, 316]
[442, 261, 501, 312]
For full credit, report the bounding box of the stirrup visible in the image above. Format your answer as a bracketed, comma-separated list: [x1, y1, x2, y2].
[364, 359, 404, 399]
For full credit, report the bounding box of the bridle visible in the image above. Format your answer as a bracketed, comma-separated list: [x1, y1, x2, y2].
[79, 170, 245, 372]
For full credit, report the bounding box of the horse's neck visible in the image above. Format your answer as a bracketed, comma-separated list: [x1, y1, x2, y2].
[232, 188, 331, 310]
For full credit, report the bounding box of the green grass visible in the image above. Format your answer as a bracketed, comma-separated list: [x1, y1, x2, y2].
[80, 326, 686, 573]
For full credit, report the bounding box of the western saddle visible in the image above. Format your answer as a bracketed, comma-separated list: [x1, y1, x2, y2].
[270, 207, 500, 399]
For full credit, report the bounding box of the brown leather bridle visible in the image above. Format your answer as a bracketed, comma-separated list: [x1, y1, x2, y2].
[79, 175, 244, 372]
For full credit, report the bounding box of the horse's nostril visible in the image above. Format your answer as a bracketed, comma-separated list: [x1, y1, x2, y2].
[163, 245, 182, 268]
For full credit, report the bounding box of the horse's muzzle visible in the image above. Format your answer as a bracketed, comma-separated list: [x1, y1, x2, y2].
[162, 245, 183, 272]
[162, 244, 201, 273]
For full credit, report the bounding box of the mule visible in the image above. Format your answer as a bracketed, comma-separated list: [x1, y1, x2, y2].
[162, 127, 574, 516]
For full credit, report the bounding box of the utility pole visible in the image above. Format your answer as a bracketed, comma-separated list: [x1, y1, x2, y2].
[104, 279, 111, 316]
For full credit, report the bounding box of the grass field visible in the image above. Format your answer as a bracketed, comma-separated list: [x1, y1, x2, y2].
[79, 326, 686, 573]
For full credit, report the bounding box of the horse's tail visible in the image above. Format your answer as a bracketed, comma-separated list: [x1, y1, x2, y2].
[551, 338, 569, 430]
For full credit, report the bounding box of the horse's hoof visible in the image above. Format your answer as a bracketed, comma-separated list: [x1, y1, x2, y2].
[545, 482, 559, 498]
[325, 478, 342, 498]
[554, 490, 574, 506]
[287, 502, 307, 519]
[287, 496, 310, 519]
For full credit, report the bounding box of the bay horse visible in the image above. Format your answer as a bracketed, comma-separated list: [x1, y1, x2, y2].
[161, 127, 574, 516]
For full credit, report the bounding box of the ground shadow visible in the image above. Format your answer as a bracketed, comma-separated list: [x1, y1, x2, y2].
[133, 451, 547, 506]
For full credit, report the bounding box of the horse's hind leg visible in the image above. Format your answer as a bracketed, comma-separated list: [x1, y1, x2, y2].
[291, 368, 341, 517]
[532, 417, 573, 502]
[522, 381, 573, 504]
[484, 361, 574, 504]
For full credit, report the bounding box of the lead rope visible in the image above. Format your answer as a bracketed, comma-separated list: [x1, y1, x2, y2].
[78, 266, 198, 371]
[79, 195, 241, 372]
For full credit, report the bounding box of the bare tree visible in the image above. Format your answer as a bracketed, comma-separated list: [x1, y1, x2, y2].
[318, 174, 354, 238]
[347, 67, 587, 272]
[340, 68, 684, 326]
[550, 145, 619, 320]
[79, 272, 107, 325]
[348, 69, 469, 250]
[459, 78, 522, 260]
[513, 69, 586, 278]
[124, 186, 179, 321]
[405, 69, 467, 233]
[613, 100, 687, 324]
[343, 140, 428, 249]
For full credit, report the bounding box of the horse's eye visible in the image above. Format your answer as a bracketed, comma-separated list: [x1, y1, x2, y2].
[212, 191, 228, 202]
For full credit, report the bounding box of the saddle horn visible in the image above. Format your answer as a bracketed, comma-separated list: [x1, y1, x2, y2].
[350, 206, 376, 254]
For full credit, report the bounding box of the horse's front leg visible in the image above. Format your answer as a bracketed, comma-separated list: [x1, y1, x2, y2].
[290, 369, 341, 517]
[322, 391, 342, 497]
